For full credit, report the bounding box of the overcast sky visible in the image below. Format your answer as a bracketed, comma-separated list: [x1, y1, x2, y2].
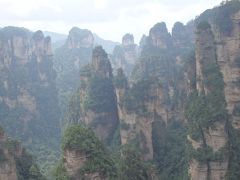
[0, 0, 223, 43]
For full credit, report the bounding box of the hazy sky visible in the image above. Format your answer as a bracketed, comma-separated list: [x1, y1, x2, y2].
[0, 0, 223, 43]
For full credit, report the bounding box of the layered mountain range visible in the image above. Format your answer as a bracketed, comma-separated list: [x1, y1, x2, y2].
[1, 1, 240, 180]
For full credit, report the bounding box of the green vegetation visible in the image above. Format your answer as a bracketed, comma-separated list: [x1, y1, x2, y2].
[64, 91, 81, 124]
[185, 62, 227, 141]
[196, 21, 211, 31]
[0, 127, 45, 180]
[123, 79, 154, 116]
[185, 49, 228, 174]
[54, 124, 157, 180]
[227, 125, 240, 180]
[118, 144, 153, 180]
[197, 0, 240, 35]
[52, 160, 69, 180]
[16, 149, 46, 180]
[0, 28, 61, 176]
[152, 120, 189, 180]
[57, 125, 117, 179]
[84, 75, 116, 113]
[189, 145, 227, 163]
[53, 43, 92, 120]
[114, 68, 128, 89]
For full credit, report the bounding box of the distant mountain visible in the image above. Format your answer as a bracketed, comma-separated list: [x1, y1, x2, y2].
[43, 31, 119, 54]
[43, 31, 67, 50]
[93, 33, 120, 54]
[43, 31, 67, 42]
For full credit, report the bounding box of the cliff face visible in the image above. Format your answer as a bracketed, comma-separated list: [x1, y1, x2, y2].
[172, 22, 193, 48]
[187, 24, 229, 180]
[67, 46, 119, 143]
[67, 27, 94, 49]
[0, 27, 60, 170]
[56, 125, 115, 180]
[54, 27, 94, 121]
[187, 5, 240, 179]
[149, 22, 172, 49]
[115, 22, 191, 161]
[0, 133, 18, 180]
[214, 11, 240, 130]
[0, 128, 44, 180]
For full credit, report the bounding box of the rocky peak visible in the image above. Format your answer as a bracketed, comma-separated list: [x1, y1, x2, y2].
[67, 27, 94, 49]
[122, 33, 134, 46]
[32, 30, 44, 41]
[31, 30, 53, 57]
[92, 46, 112, 78]
[172, 22, 189, 47]
[0, 27, 30, 61]
[149, 22, 172, 48]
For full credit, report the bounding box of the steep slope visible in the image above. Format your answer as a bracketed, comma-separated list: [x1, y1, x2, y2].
[54, 125, 116, 180]
[115, 21, 192, 167]
[54, 27, 93, 120]
[66, 46, 119, 143]
[111, 33, 138, 75]
[186, 22, 229, 180]
[0, 27, 60, 172]
[0, 127, 45, 180]
[185, 1, 240, 179]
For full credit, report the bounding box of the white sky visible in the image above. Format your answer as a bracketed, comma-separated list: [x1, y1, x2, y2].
[0, 0, 223, 43]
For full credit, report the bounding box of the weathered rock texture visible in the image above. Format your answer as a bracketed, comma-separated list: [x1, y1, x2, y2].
[0, 26, 60, 170]
[187, 11, 240, 179]
[0, 137, 18, 180]
[63, 149, 105, 180]
[67, 46, 119, 143]
[0, 128, 43, 180]
[149, 22, 172, 49]
[54, 27, 94, 121]
[114, 22, 193, 161]
[214, 11, 240, 130]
